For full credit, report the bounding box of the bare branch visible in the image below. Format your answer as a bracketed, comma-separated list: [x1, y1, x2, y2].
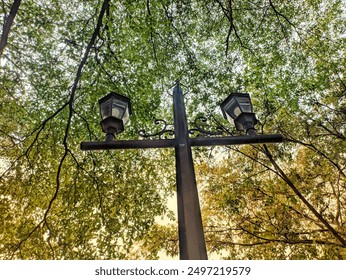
[10, 0, 110, 257]
[268, 0, 296, 28]
[215, 0, 245, 57]
[146, 0, 159, 66]
[262, 144, 346, 247]
[284, 138, 345, 178]
[0, 0, 21, 57]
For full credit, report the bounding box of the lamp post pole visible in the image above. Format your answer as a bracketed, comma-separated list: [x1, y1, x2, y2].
[81, 82, 283, 260]
[173, 83, 207, 259]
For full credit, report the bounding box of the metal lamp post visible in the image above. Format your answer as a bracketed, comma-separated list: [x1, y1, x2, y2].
[81, 82, 283, 260]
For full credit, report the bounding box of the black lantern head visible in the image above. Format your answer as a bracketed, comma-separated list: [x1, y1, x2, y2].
[220, 92, 258, 135]
[99, 92, 132, 140]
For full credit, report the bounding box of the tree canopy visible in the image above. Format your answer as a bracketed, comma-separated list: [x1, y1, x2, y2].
[0, 0, 345, 259]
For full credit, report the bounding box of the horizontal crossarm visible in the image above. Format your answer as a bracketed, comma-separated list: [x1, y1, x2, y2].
[80, 139, 176, 150]
[190, 134, 283, 147]
[80, 134, 283, 151]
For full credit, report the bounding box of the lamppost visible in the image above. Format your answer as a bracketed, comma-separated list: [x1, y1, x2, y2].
[81, 81, 283, 260]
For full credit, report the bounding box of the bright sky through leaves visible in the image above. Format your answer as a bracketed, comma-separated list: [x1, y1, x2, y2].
[0, 0, 345, 259]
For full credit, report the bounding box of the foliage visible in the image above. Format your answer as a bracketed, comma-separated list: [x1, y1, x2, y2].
[0, 0, 345, 259]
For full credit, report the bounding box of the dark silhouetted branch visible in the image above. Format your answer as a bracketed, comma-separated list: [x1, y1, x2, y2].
[0, 0, 21, 56]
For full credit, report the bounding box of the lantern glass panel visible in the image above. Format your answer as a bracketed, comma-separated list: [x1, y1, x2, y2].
[222, 98, 238, 119]
[111, 99, 127, 120]
[222, 97, 242, 121]
[236, 96, 252, 114]
[123, 107, 130, 124]
[100, 98, 112, 119]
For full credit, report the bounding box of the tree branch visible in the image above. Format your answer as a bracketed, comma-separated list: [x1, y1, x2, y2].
[146, 0, 159, 66]
[262, 144, 346, 247]
[284, 137, 345, 178]
[215, 0, 244, 57]
[268, 0, 296, 28]
[0, 0, 21, 57]
[10, 0, 110, 258]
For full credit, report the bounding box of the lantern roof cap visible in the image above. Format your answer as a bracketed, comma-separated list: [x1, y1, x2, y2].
[220, 92, 251, 119]
[99, 92, 132, 114]
[220, 92, 251, 106]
